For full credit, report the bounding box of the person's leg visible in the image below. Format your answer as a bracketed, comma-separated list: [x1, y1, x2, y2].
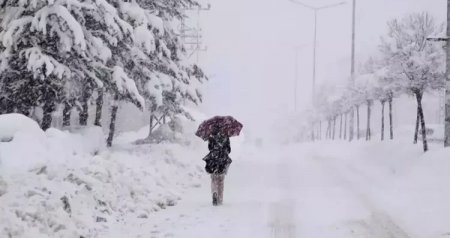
[218, 174, 225, 205]
[211, 174, 219, 206]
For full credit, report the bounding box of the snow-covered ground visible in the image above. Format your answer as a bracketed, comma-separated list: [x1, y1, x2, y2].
[104, 141, 450, 238]
[1, 114, 449, 237]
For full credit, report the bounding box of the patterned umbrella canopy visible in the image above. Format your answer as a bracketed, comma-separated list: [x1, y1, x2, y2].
[195, 116, 243, 141]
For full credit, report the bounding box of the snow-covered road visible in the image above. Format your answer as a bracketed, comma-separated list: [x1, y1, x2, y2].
[109, 142, 435, 238]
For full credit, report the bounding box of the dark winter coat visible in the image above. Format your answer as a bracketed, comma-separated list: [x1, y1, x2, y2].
[203, 133, 232, 174]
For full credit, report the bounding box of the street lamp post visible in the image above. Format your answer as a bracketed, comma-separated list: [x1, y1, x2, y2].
[289, 0, 346, 102]
[294, 48, 299, 112]
[427, 0, 450, 147]
[349, 0, 356, 141]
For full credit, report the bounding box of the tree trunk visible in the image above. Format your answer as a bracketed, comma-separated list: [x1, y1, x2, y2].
[339, 114, 343, 139]
[5, 99, 14, 113]
[106, 100, 119, 147]
[94, 90, 103, 127]
[416, 92, 428, 152]
[333, 117, 336, 140]
[344, 113, 348, 140]
[148, 109, 156, 138]
[0, 98, 4, 115]
[319, 121, 322, 140]
[356, 105, 360, 140]
[62, 101, 71, 127]
[349, 107, 354, 141]
[329, 120, 333, 139]
[389, 98, 394, 140]
[366, 101, 372, 141]
[79, 94, 89, 126]
[41, 102, 54, 131]
[325, 120, 330, 139]
[381, 100, 385, 141]
[316, 122, 320, 140]
[413, 106, 420, 144]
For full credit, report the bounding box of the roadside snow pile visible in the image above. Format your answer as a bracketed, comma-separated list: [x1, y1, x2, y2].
[0, 114, 206, 238]
[0, 113, 45, 142]
[0, 116, 104, 174]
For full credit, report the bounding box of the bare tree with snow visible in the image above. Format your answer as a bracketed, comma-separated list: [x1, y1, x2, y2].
[379, 12, 445, 151]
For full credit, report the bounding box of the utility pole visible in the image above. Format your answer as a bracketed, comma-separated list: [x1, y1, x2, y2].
[294, 48, 299, 112]
[428, 0, 450, 146]
[348, 0, 356, 142]
[180, 3, 211, 63]
[312, 10, 318, 101]
[445, 0, 450, 147]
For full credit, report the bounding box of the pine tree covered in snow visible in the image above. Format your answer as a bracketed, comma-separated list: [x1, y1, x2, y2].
[0, 0, 143, 128]
[117, 0, 207, 136]
[0, 0, 207, 145]
[0, 0, 83, 129]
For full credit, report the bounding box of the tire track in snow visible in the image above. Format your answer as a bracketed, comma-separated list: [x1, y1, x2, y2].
[268, 201, 296, 238]
[313, 155, 412, 238]
[267, 160, 298, 238]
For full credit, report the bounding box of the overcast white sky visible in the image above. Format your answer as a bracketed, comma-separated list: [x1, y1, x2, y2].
[196, 0, 446, 137]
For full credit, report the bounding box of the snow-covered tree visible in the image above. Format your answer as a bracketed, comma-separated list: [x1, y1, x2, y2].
[313, 82, 345, 140]
[353, 73, 378, 141]
[115, 0, 207, 141]
[0, 1, 84, 129]
[379, 12, 445, 151]
[0, 0, 207, 146]
[373, 59, 404, 140]
[0, 0, 145, 130]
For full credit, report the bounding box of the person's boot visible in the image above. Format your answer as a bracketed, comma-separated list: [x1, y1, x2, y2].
[212, 192, 219, 206]
[217, 186, 223, 205]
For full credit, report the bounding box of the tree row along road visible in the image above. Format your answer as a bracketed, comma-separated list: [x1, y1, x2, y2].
[107, 144, 413, 238]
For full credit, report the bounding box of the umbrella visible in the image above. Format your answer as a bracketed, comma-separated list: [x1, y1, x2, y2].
[195, 116, 243, 141]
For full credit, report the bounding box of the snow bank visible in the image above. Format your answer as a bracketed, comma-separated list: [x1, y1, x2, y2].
[0, 113, 44, 142]
[0, 115, 206, 238]
[0, 114, 47, 173]
[0, 119, 105, 174]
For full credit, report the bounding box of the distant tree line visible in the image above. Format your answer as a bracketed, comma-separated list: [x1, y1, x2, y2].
[310, 12, 445, 152]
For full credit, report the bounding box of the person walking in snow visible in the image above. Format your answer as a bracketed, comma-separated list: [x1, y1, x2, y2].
[204, 128, 232, 206]
[195, 116, 243, 206]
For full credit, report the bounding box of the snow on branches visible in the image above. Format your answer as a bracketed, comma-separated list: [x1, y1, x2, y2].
[308, 12, 444, 151]
[0, 0, 208, 145]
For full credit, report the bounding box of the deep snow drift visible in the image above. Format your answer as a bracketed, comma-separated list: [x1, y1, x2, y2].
[0, 114, 208, 238]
